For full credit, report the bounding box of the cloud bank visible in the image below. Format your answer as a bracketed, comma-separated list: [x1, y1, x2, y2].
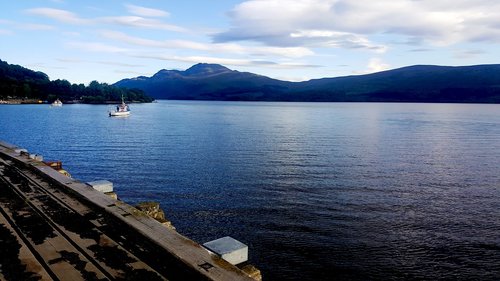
[99, 30, 314, 58]
[214, 0, 500, 48]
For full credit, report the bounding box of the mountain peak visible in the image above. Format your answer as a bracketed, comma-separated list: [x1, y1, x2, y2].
[184, 63, 231, 76]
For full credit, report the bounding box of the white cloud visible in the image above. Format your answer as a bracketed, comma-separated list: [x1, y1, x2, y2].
[0, 29, 12, 35]
[99, 30, 314, 58]
[216, 0, 500, 49]
[26, 8, 89, 25]
[358, 58, 390, 74]
[410, 48, 433, 53]
[97, 61, 144, 67]
[0, 18, 55, 31]
[0, 19, 14, 25]
[19, 23, 55, 31]
[66, 42, 129, 53]
[290, 30, 387, 53]
[99, 30, 164, 47]
[26, 7, 185, 32]
[56, 58, 83, 63]
[131, 53, 320, 69]
[453, 49, 486, 59]
[62, 31, 81, 37]
[134, 54, 256, 67]
[55, 58, 145, 68]
[125, 4, 169, 18]
[100, 16, 185, 32]
[114, 69, 146, 75]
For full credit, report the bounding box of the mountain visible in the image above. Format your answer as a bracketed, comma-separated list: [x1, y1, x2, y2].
[0, 59, 153, 103]
[299, 64, 500, 102]
[115, 63, 290, 101]
[115, 63, 500, 103]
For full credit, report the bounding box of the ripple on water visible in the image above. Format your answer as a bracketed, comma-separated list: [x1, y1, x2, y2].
[0, 102, 499, 280]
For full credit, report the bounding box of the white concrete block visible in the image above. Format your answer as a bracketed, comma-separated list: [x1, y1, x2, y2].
[203, 236, 248, 265]
[14, 148, 28, 155]
[29, 154, 43, 161]
[87, 180, 113, 193]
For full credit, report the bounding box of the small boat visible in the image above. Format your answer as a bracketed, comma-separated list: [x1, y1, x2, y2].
[109, 95, 130, 117]
[51, 99, 63, 106]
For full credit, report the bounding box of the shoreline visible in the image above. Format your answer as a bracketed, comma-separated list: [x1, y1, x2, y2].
[0, 99, 154, 105]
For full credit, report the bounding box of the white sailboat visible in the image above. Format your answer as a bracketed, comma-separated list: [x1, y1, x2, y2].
[51, 98, 63, 106]
[109, 95, 130, 117]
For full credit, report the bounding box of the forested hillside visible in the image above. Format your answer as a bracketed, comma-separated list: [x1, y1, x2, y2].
[0, 59, 153, 103]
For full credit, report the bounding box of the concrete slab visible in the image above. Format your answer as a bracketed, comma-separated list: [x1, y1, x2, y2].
[87, 180, 114, 193]
[204, 237, 248, 265]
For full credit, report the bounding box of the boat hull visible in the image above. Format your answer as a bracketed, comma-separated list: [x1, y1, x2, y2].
[109, 111, 131, 117]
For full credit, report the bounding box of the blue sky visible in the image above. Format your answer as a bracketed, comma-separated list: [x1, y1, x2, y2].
[1, 0, 499, 84]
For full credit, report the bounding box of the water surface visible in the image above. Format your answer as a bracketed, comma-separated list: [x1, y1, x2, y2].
[1, 101, 499, 280]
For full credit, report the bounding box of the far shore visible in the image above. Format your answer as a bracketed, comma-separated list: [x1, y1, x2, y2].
[0, 99, 153, 105]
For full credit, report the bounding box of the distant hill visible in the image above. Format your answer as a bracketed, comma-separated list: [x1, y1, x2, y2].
[0, 59, 153, 103]
[115, 63, 500, 103]
[115, 63, 290, 101]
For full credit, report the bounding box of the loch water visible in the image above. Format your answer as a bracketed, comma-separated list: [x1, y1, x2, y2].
[1, 101, 499, 280]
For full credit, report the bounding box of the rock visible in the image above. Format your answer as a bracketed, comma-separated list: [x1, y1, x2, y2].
[241, 264, 262, 281]
[104, 192, 118, 200]
[135, 201, 175, 229]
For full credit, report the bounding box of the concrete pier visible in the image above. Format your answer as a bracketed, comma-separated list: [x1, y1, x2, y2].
[0, 141, 255, 281]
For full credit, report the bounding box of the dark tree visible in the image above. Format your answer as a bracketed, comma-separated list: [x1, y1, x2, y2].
[0, 59, 154, 103]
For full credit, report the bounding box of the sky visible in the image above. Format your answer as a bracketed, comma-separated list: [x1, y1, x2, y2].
[1, 0, 500, 84]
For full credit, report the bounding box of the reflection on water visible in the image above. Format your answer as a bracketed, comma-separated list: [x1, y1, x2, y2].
[1, 101, 499, 280]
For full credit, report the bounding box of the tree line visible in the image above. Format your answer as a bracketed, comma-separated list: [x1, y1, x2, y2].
[0, 59, 153, 103]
